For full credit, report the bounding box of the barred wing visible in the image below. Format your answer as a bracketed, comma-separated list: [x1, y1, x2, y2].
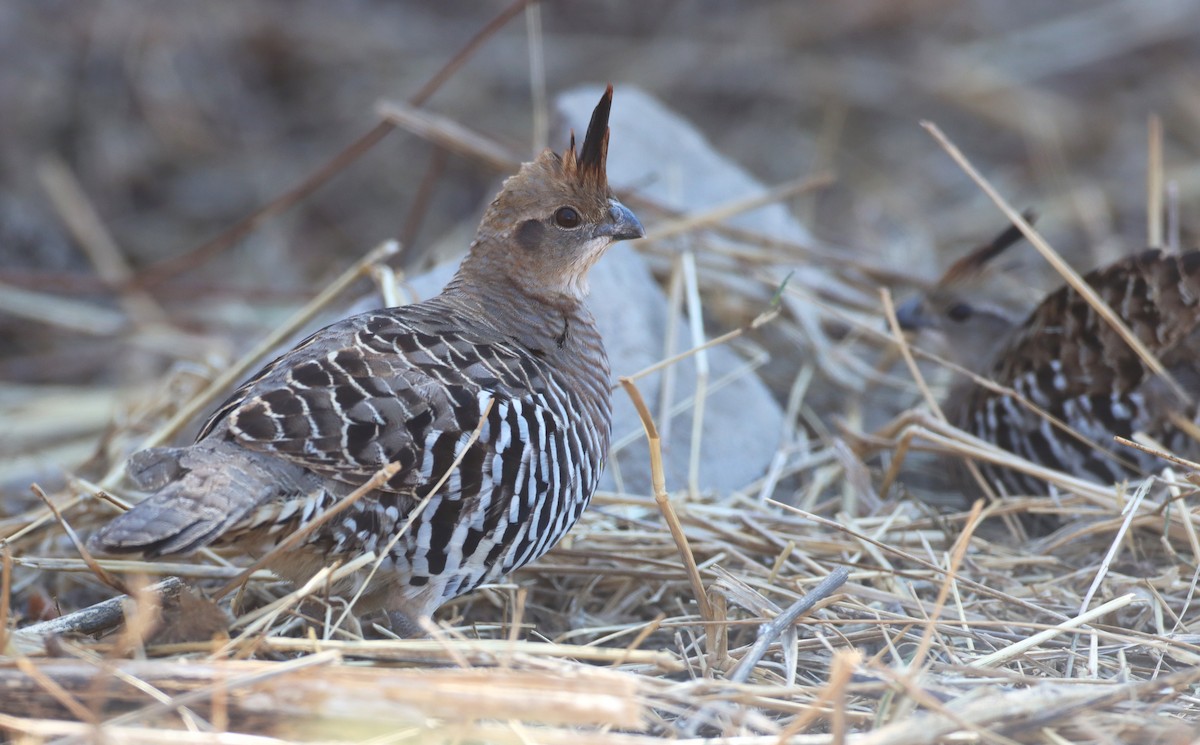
[199, 306, 558, 496]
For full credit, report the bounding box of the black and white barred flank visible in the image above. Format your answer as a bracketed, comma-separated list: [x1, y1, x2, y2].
[98, 297, 613, 623]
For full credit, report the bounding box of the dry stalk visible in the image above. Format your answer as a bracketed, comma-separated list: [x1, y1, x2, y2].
[81, 650, 343, 738]
[37, 157, 167, 326]
[30, 484, 123, 594]
[1148, 113, 1163, 249]
[0, 282, 127, 335]
[969, 593, 1139, 668]
[776, 648, 862, 739]
[0, 546, 11, 654]
[619, 377, 713, 624]
[905, 498, 984, 674]
[621, 306, 780, 386]
[12, 657, 96, 726]
[13, 557, 272, 581]
[0, 716, 286, 745]
[768, 500, 1073, 622]
[218, 560, 371, 657]
[877, 288, 997, 504]
[112, 577, 162, 661]
[252, 635, 678, 669]
[681, 250, 708, 496]
[612, 613, 668, 668]
[641, 172, 834, 243]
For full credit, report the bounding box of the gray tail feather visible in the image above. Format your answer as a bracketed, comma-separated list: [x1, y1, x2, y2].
[90, 443, 285, 558]
[89, 489, 245, 557]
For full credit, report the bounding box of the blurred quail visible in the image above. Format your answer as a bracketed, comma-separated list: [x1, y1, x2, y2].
[898, 220, 1200, 495]
[91, 86, 645, 634]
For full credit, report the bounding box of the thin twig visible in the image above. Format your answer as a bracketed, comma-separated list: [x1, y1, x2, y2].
[30, 484, 124, 594]
[727, 566, 850, 683]
[9, 578, 184, 656]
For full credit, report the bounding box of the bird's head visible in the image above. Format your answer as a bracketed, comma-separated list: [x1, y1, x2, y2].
[463, 85, 644, 304]
[895, 212, 1038, 365]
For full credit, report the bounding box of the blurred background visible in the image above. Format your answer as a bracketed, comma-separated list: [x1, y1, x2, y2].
[3, 0, 1200, 489]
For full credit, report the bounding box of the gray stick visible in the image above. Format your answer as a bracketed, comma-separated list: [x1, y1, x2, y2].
[728, 565, 850, 684]
[9, 577, 184, 655]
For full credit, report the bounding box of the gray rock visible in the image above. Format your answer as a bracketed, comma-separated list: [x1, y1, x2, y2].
[555, 85, 791, 496]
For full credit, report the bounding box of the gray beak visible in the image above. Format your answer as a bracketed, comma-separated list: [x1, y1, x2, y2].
[894, 296, 931, 331]
[597, 199, 645, 241]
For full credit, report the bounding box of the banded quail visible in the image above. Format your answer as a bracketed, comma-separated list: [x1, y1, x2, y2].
[898, 222, 1200, 496]
[91, 86, 645, 634]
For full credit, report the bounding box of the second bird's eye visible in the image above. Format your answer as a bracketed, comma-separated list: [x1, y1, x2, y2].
[554, 206, 581, 229]
[947, 302, 973, 322]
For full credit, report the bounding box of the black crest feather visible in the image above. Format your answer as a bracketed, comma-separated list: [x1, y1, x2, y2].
[939, 208, 1038, 286]
[563, 85, 612, 188]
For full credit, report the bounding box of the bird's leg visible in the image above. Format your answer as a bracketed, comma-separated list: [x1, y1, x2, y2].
[386, 609, 429, 638]
[361, 608, 429, 639]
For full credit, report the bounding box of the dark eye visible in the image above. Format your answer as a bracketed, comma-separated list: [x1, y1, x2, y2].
[947, 302, 973, 322]
[554, 206, 581, 229]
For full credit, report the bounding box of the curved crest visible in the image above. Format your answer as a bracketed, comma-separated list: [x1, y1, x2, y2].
[561, 84, 613, 189]
[939, 209, 1037, 287]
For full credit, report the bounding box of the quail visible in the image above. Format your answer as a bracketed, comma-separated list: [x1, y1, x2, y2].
[898, 221, 1200, 496]
[91, 86, 645, 634]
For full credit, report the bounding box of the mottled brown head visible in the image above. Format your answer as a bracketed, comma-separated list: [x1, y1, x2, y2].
[458, 85, 644, 302]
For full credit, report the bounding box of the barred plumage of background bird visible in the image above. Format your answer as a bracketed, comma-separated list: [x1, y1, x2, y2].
[898, 223, 1200, 496]
[90, 86, 644, 635]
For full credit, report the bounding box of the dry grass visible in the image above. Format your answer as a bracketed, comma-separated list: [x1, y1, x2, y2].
[5, 3, 1200, 744]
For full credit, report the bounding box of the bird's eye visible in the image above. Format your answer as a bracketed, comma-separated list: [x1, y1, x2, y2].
[947, 302, 973, 322]
[554, 206, 581, 229]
